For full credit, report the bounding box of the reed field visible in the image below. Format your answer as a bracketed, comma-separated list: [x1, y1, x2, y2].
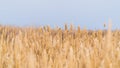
[0, 24, 120, 68]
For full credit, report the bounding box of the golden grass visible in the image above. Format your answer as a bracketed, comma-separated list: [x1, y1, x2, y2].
[0, 24, 120, 68]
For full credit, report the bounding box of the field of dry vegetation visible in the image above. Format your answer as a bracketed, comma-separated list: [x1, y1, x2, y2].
[0, 24, 120, 68]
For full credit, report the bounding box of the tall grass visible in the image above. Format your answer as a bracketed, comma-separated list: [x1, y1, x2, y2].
[0, 24, 120, 68]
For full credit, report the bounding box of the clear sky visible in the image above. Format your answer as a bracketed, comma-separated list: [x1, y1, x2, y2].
[0, 0, 120, 29]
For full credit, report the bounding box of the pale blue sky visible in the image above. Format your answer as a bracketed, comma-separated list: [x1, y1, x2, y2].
[0, 0, 120, 29]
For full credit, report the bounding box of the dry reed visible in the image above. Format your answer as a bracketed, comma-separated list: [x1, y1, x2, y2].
[0, 23, 119, 68]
